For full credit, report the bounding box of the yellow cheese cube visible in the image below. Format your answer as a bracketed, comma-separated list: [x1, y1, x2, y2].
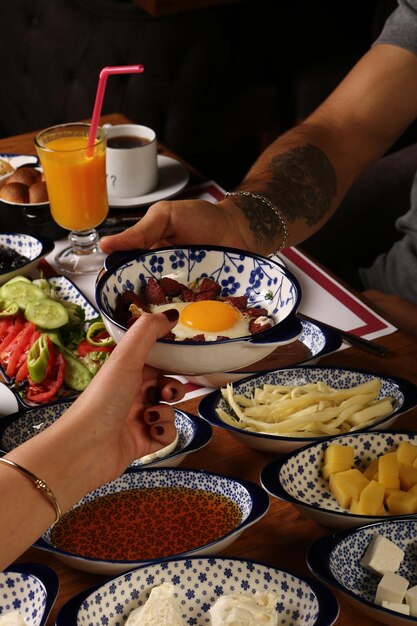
[358, 480, 385, 516]
[397, 441, 417, 467]
[324, 444, 354, 469]
[384, 488, 403, 504]
[378, 452, 400, 489]
[321, 463, 349, 481]
[399, 464, 417, 491]
[329, 469, 369, 508]
[363, 458, 379, 480]
[386, 490, 417, 515]
[350, 499, 361, 514]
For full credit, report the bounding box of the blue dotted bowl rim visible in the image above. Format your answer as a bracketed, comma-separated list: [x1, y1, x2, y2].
[0, 233, 54, 277]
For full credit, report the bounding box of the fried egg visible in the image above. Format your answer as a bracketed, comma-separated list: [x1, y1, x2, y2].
[151, 300, 251, 341]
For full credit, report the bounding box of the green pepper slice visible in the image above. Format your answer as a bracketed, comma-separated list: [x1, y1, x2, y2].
[27, 334, 50, 383]
[0, 299, 19, 317]
[86, 321, 115, 347]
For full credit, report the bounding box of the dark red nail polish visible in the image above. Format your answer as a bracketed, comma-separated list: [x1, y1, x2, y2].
[162, 308, 179, 322]
[155, 425, 165, 435]
[148, 411, 160, 423]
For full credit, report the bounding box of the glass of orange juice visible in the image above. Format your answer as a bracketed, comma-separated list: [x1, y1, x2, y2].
[35, 123, 108, 274]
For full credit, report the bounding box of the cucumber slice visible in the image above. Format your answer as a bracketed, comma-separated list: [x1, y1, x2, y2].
[0, 281, 47, 309]
[62, 352, 93, 391]
[3, 276, 32, 284]
[25, 298, 69, 329]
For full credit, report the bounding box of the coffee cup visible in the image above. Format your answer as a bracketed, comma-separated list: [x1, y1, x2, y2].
[105, 124, 158, 198]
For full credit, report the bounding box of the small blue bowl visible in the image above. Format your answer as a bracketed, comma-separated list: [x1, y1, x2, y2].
[307, 518, 417, 625]
[0, 562, 59, 626]
[0, 233, 54, 284]
[34, 467, 270, 576]
[56, 555, 339, 626]
[199, 366, 417, 454]
[261, 429, 417, 530]
[0, 401, 212, 469]
[96, 245, 303, 375]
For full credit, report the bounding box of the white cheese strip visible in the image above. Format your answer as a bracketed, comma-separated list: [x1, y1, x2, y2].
[360, 533, 405, 576]
[375, 572, 409, 605]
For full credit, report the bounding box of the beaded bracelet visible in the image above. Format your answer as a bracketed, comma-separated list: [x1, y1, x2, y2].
[0, 457, 62, 526]
[225, 190, 289, 251]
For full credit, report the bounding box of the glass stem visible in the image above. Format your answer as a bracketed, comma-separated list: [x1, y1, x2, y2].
[68, 230, 100, 256]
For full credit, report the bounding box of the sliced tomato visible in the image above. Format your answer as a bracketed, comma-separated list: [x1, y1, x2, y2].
[0, 317, 16, 341]
[5, 322, 37, 377]
[26, 352, 66, 403]
[0, 318, 25, 353]
[15, 360, 29, 384]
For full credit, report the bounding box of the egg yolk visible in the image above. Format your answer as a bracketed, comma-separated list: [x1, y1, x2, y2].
[179, 300, 239, 332]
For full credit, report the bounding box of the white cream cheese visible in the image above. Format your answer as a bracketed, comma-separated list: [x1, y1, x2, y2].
[0, 610, 27, 625]
[209, 591, 278, 626]
[125, 582, 185, 626]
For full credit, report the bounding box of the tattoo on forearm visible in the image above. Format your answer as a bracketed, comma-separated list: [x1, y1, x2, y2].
[236, 144, 336, 247]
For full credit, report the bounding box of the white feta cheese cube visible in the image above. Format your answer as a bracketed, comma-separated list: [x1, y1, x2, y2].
[382, 601, 410, 615]
[360, 533, 404, 576]
[405, 584, 417, 616]
[375, 572, 409, 605]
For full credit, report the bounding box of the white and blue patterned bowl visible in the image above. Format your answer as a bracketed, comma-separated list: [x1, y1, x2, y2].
[96, 246, 303, 375]
[261, 430, 417, 530]
[0, 233, 54, 284]
[0, 562, 59, 626]
[307, 518, 417, 626]
[186, 317, 343, 388]
[34, 467, 270, 576]
[0, 402, 212, 469]
[199, 367, 417, 455]
[56, 555, 339, 626]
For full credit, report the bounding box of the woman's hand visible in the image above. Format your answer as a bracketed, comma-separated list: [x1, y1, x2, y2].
[100, 198, 253, 253]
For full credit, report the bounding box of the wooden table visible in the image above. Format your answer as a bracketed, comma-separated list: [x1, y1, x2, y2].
[2, 117, 417, 625]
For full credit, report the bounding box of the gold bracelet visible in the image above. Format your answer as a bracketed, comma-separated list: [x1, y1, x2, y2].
[225, 190, 289, 251]
[0, 457, 62, 526]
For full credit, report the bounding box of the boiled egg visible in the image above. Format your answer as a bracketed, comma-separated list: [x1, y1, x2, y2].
[151, 300, 251, 341]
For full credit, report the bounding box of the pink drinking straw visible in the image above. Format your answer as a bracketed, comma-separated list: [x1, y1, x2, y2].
[88, 64, 145, 149]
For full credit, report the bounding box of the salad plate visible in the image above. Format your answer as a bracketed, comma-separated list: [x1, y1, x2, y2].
[108, 155, 189, 208]
[0, 274, 108, 410]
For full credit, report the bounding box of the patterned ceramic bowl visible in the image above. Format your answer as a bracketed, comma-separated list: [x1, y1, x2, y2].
[307, 518, 417, 625]
[199, 367, 417, 454]
[0, 401, 212, 469]
[261, 431, 417, 529]
[0, 562, 59, 626]
[56, 555, 339, 626]
[96, 245, 302, 375]
[186, 317, 343, 388]
[34, 467, 270, 575]
[0, 233, 53, 284]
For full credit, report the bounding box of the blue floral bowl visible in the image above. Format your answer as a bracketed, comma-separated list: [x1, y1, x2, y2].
[0, 562, 59, 626]
[96, 246, 302, 375]
[0, 401, 212, 469]
[261, 431, 417, 530]
[0, 233, 53, 284]
[34, 467, 270, 576]
[199, 367, 417, 454]
[56, 556, 339, 626]
[307, 518, 417, 625]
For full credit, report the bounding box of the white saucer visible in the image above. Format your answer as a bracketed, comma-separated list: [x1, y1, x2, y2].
[108, 155, 189, 209]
